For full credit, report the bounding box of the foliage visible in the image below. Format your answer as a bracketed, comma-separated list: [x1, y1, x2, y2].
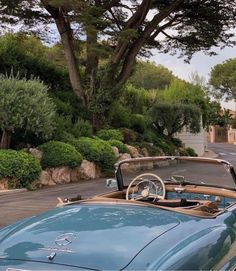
[156, 78, 209, 126]
[150, 102, 201, 138]
[1, 0, 235, 117]
[72, 119, 93, 138]
[209, 58, 236, 100]
[38, 141, 83, 169]
[97, 129, 124, 142]
[51, 90, 89, 120]
[185, 147, 198, 157]
[154, 137, 176, 155]
[119, 128, 138, 144]
[120, 84, 156, 114]
[179, 147, 198, 157]
[0, 74, 56, 148]
[129, 114, 148, 134]
[171, 138, 184, 148]
[52, 115, 73, 141]
[129, 61, 174, 90]
[206, 101, 233, 127]
[134, 142, 163, 157]
[0, 33, 70, 90]
[71, 137, 116, 172]
[0, 150, 41, 188]
[108, 140, 128, 154]
[108, 103, 131, 128]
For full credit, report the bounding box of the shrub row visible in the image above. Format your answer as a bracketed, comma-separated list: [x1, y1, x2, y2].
[0, 138, 197, 190]
[69, 137, 116, 172]
[0, 150, 41, 188]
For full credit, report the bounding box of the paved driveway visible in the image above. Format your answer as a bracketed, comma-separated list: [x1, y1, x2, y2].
[0, 178, 110, 227]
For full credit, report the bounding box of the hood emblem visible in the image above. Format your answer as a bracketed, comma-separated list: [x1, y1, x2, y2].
[55, 233, 77, 246]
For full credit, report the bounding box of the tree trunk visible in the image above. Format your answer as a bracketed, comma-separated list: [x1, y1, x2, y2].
[55, 14, 87, 106]
[0, 130, 12, 149]
[85, 28, 99, 105]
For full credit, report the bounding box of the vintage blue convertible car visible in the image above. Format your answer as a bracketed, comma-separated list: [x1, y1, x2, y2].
[0, 156, 236, 270]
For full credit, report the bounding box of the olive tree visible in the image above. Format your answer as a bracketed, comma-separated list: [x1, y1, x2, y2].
[0, 75, 56, 149]
[150, 102, 201, 138]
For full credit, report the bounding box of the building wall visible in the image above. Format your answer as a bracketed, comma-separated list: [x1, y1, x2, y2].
[176, 126, 207, 156]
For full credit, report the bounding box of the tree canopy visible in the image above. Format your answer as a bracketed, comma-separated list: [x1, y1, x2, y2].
[0, 0, 235, 121]
[210, 58, 236, 101]
[129, 61, 174, 90]
[150, 102, 201, 138]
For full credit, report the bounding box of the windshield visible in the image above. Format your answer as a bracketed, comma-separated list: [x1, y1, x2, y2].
[118, 157, 236, 190]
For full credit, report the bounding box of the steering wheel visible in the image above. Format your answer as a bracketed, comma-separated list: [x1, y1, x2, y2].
[126, 173, 166, 201]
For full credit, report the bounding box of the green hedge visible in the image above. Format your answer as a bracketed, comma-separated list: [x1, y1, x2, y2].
[70, 137, 116, 172]
[38, 141, 83, 169]
[179, 147, 198, 157]
[0, 150, 41, 188]
[97, 129, 124, 142]
[108, 140, 128, 153]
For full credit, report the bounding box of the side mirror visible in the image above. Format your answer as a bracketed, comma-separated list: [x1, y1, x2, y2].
[106, 179, 118, 189]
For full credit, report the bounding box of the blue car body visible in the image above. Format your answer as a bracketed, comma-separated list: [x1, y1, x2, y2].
[0, 156, 236, 270]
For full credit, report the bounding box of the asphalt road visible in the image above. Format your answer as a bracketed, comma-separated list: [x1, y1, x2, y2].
[0, 178, 111, 227]
[209, 142, 236, 166]
[1, 142, 236, 228]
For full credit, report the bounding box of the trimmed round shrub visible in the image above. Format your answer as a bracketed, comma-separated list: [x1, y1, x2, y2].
[0, 150, 41, 188]
[108, 139, 128, 153]
[71, 137, 116, 172]
[38, 141, 83, 169]
[97, 129, 124, 142]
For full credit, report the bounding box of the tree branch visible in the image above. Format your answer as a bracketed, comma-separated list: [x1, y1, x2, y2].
[109, 0, 151, 79]
[116, 0, 184, 86]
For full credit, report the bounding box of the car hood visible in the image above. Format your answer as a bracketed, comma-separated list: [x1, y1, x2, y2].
[0, 203, 180, 270]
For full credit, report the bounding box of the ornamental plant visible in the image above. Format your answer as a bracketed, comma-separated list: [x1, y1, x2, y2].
[71, 137, 116, 172]
[0, 74, 56, 149]
[38, 141, 83, 169]
[0, 150, 41, 188]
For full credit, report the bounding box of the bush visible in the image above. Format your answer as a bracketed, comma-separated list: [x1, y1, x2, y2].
[134, 142, 163, 157]
[0, 150, 41, 188]
[38, 141, 83, 169]
[71, 137, 116, 172]
[97, 129, 124, 142]
[72, 119, 93, 138]
[155, 137, 176, 155]
[108, 103, 131, 128]
[53, 115, 74, 141]
[108, 140, 128, 153]
[129, 114, 147, 133]
[171, 138, 183, 148]
[119, 128, 138, 143]
[0, 74, 56, 149]
[185, 147, 198, 157]
[179, 147, 198, 157]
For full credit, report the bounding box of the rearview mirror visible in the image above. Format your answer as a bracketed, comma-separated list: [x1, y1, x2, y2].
[106, 179, 118, 188]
